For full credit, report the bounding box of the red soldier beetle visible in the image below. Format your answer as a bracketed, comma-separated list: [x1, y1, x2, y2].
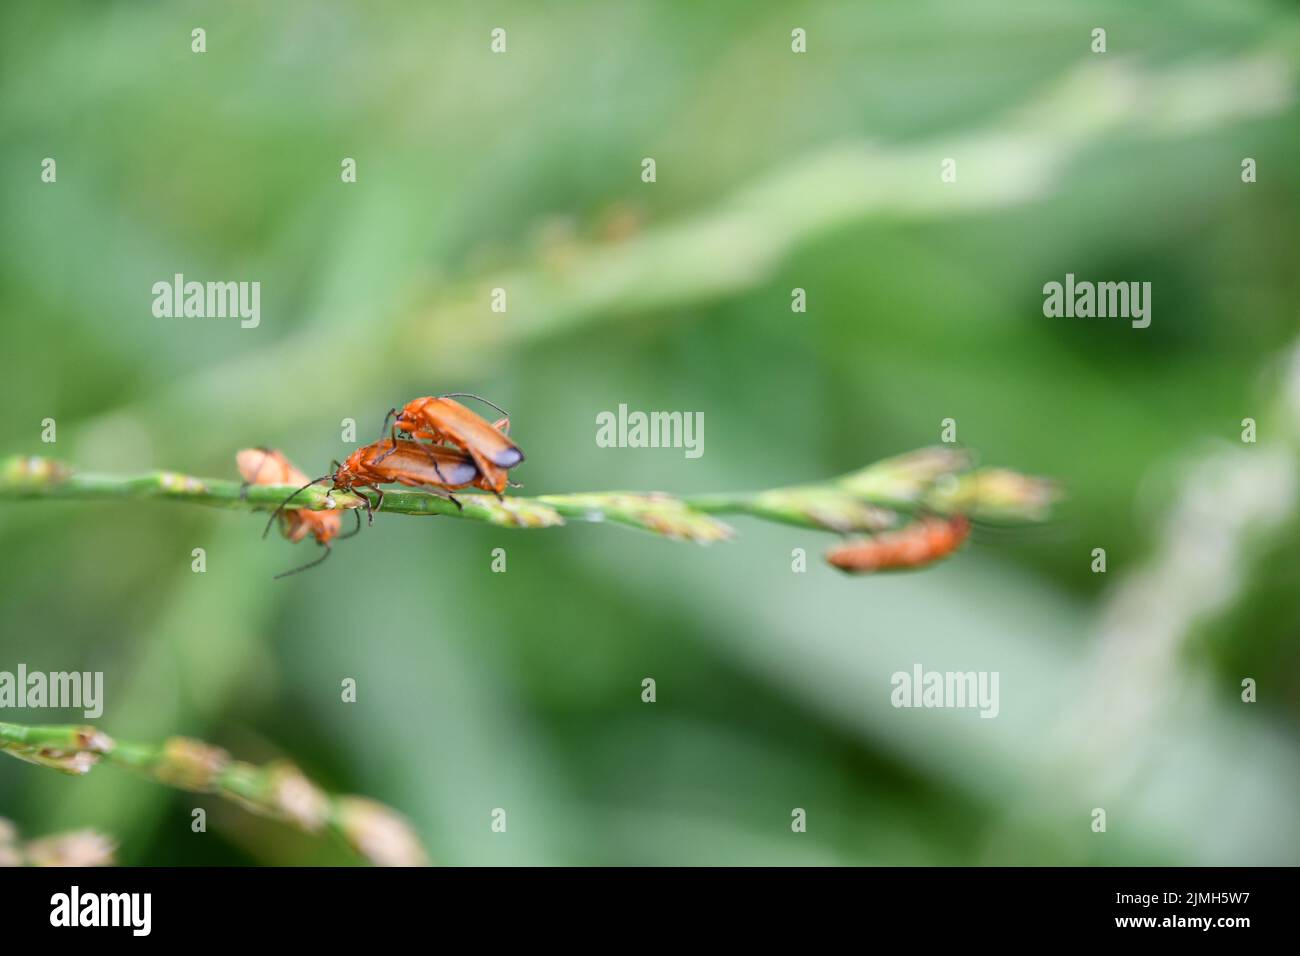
[379, 393, 524, 497]
[261, 438, 489, 564]
[825, 449, 1057, 574]
[238, 447, 360, 578]
[345, 438, 494, 498]
[825, 514, 972, 574]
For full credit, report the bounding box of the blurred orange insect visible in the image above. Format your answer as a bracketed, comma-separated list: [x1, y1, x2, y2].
[238, 447, 359, 578]
[825, 514, 971, 574]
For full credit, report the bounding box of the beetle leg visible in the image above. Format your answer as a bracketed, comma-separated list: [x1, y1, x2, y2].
[377, 408, 397, 442]
[373, 425, 401, 465]
[418, 448, 451, 485]
[337, 508, 363, 540]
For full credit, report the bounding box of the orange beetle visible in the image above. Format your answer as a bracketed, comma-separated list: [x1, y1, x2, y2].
[337, 438, 496, 503]
[238, 447, 357, 578]
[238, 447, 345, 546]
[825, 514, 971, 574]
[383, 394, 523, 496]
[262, 438, 490, 553]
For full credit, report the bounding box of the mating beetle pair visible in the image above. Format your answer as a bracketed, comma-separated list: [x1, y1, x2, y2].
[241, 394, 525, 578]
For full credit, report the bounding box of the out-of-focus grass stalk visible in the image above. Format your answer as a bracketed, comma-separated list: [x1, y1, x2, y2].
[0, 816, 116, 867]
[0, 721, 428, 867]
[0, 448, 1058, 543]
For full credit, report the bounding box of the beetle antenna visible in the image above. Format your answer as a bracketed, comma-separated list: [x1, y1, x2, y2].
[273, 544, 333, 580]
[440, 392, 511, 420]
[263, 474, 332, 539]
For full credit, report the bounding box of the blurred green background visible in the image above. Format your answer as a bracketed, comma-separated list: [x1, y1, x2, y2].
[2, 0, 1299, 865]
